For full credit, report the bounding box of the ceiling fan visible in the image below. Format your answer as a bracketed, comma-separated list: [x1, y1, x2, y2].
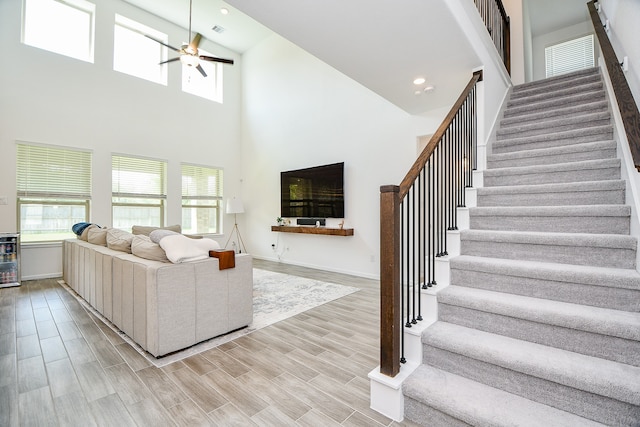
[145, 0, 234, 78]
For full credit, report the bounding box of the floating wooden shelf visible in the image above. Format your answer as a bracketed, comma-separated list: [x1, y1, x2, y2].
[271, 225, 354, 236]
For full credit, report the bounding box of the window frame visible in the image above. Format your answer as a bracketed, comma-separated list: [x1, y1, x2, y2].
[22, 0, 96, 63]
[112, 154, 167, 231]
[16, 142, 92, 243]
[181, 163, 223, 235]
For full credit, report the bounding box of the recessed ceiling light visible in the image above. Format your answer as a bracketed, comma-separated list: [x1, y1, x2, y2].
[423, 85, 435, 93]
[413, 77, 426, 85]
[220, 7, 229, 15]
[414, 90, 422, 96]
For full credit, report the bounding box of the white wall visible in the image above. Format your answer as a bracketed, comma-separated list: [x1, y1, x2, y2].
[504, 0, 526, 85]
[0, 0, 242, 279]
[599, 0, 640, 111]
[532, 20, 593, 81]
[239, 35, 422, 278]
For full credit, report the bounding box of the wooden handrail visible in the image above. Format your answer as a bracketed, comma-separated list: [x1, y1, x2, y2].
[399, 70, 483, 198]
[588, 1, 640, 171]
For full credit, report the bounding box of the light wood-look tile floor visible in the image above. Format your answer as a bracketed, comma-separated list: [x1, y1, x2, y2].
[0, 259, 422, 426]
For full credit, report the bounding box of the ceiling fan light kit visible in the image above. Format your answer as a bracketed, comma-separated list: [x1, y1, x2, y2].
[145, 0, 234, 78]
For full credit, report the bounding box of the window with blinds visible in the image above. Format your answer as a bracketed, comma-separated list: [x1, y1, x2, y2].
[16, 142, 92, 242]
[545, 34, 595, 78]
[112, 154, 166, 230]
[181, 164, 223, 234]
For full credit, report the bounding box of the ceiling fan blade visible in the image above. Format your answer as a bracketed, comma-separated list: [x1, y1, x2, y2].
[159, 57, 181, 65]
[189, 33, 203, 52]
[195, 64, 207, 77]
[199, 55, 234, 65]
[145, 35, 180, 52]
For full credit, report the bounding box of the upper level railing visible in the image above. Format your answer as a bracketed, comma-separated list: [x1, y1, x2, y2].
[379, 70, 482, 376]
[474, 0, 510, 74]
[587, 0, 640, 171]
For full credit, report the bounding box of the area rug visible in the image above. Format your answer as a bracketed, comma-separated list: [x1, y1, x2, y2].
[59, 268, 359, 367]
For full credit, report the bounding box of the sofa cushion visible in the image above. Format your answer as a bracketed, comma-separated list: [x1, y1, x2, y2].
[131, 235, 169, 262]
[87, 227, 108, 246]
[79, 224, 98, 241]
[106, 228, 134, 253]
[132, 224, 182, 236]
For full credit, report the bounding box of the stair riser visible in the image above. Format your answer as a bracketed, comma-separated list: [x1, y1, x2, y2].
[497, 118, 611, 141]
[469, 214, 630, 234]
[421, 346, 640, 426]
[503, 92, 606, 118]
[493, 131, 614, 154]
[484, 166, 620, 187]
[487, 147, 616, 169]
[511, 75, 602, 99]
[477, 189, 625, 207]
[404, 397, 467, 427]
[460, 239, 636, 269]
[438, 304, 640, 367]
[450, 267, 640, 312]
[500, 102, 609, 128]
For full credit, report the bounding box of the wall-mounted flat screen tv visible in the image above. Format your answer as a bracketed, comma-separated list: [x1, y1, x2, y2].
[280, 162, 344, 218]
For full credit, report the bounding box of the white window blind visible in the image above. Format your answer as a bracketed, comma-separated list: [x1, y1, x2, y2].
[22, 0, 95, 63]
[181, 164, 223, 234]
[181, 164, 223, 200]
[112, 155, 166, 198]
[17, 143, 92, 199]
[545, 34, 595, 78]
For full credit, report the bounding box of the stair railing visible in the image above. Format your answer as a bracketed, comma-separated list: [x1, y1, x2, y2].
[474, 0, 510, 74]
[379, 70, 482, 376]
[588, 0, 640, 171]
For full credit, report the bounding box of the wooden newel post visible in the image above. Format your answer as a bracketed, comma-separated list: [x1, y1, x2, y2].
[380, 185, 401, 377]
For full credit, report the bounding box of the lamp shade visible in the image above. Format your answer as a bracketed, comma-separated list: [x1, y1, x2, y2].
[226, 197, 245, 214]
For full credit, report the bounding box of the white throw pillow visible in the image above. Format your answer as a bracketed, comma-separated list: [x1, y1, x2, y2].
[87, 227, 108, 246]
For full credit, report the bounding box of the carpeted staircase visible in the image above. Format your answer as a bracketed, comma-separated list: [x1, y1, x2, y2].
[402, 67, 640, 426]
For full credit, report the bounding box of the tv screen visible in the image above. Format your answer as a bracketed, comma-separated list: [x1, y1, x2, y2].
[281, 162, 344, 218]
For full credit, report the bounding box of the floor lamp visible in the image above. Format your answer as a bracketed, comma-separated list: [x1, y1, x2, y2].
[224, 197, 246, 253]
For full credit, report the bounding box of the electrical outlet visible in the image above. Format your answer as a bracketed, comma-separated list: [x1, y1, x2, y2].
[0, 196, 7, 205]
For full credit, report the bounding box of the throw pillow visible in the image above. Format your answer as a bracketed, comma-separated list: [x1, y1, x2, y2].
[132, 224, 182, 236]
[87, 227, 108, 246]
[131, 235, 169, 262]
[79, 224, 98, 241]
[149, 229, 180, 244]
[106, 228, 134, 253]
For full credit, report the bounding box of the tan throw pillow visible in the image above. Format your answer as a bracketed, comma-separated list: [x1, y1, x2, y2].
[131, 235, 169, 262]
[132, 224, 182, 236]
[106, 228, 134, 253]
[87, 227, 108, 246]
[79, 224, 98, 241]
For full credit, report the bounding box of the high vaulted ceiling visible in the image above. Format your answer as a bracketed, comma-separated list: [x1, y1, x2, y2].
[123, 0, 591, 114]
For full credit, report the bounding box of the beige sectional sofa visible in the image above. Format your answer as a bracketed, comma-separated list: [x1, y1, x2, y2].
[62, 238, 253, 357]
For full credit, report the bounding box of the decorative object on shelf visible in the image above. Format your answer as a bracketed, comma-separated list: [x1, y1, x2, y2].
[277, 217, 284, 226]
[339, 220, 345, 229]
[224, 197, 247, 253]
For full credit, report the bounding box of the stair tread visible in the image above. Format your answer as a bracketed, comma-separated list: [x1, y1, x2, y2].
[487, 140, 616, 162]
[469, 204, 630, 217]
[503, 91, 606, 117]
[507, 82, 604, 107]
[422, 322, 640, 405]
[450, 255, 640, 290]
[500, 100, 609, 127]
[512, 68, 599, 92]
[483, 158, 620, 177]
[497, 111, 610, 136]
[461, 229, 637, 248]
[476, 179, 625, 195]
[511, 73, 602, 99]
[493, 125, 614, 148]
[439, 285, 640, 341]
[404, 365, 606, 427]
